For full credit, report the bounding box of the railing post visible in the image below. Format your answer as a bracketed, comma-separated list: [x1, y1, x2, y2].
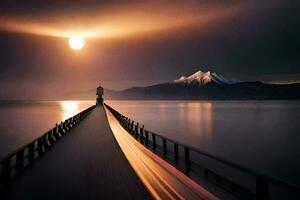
[16, 149, 24, 170]
[163, 138, 167, 155]
[37, 137, 44, 155]
[128, 120, 131, 132]
[145, 130, 149, 145]
[124, 118, 127, 129]
[54, 126, 58, 136]
[139, 126, 144, 142]
[44, 134, 50, 149]
[28, 142, 35, 163]
[48, 130, 55, 145]
[130, 121, 134, 135]
[59, 122, 66, 135]
[64, 120, 68, 130]
[64, 121, 69, 131]
[125, 118, 130, 131]
[54, 127, 60, 140]
[152, 134, 156, 150]
[174, 143, 179, 161]
[69, 119, 72, 128]
[68, 119, 71, 128]
[184, 147, 191, 169]
[135, 123, 139, 139]
[126, 118, 129, 129]
[256, 176, 269, 200]
[60, 123, 65, 135]
[120, 116, 123, 124]
[56, 125, 61, 137]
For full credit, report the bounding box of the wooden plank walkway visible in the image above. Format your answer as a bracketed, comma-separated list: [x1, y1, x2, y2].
[2, 105, 151, 200]
[106, 106, 219, 200]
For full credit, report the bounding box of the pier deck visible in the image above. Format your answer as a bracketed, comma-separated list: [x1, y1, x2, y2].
[2, 105, 151, 199]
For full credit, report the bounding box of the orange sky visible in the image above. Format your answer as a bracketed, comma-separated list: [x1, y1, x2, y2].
[0, 1, 299, 99]
[0, 2, 240, 39]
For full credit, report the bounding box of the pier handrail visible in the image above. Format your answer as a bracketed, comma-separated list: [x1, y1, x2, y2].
[145, 130, 300, 190]
[147, 129, 300, 190]
[104, 103, 300, 199]
[0, 105, 96, 184]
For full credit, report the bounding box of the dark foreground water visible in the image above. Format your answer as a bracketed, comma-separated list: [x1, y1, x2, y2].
[0, 100, 299, 186]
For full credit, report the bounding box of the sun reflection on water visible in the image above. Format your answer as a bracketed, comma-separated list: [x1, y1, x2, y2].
[178, 102, 213, 143]
[60, 101, 81, 121]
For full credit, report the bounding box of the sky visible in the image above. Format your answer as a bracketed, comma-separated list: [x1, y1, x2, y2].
[0, 1, 299, 99]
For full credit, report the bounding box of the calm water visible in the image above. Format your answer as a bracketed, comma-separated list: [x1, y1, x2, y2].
[0, 100, 94, 159]
[0, 100, 300, 185]
[107, 100, 300, 185]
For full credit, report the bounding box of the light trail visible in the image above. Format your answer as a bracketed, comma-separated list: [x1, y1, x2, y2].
[105, 107, 220, 200]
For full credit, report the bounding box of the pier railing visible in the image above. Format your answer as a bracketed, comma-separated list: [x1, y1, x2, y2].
[104, 103, 300, 200]
[0, 105, 96, 185]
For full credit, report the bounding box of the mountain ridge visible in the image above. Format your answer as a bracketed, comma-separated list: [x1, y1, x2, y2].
[105, 81, 300, 100]
[174, 70, 241, 85]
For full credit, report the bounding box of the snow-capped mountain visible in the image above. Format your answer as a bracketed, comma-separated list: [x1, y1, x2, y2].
[174, 70, 240, 85]
[211, 72, 241, 84]
[175, 71, 212, 85]
[105, 69, 300, 100]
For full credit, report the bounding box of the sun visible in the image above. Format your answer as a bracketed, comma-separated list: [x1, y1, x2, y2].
[69, 37, 85, 50]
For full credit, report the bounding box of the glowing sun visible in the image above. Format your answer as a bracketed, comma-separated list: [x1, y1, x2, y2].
[69, 37, 85, 50]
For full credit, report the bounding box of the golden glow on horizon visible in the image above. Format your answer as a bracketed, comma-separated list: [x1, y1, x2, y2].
[69, 37, 85, 50]
[60, 101, 80, 120]
[61, 101, 79, 111]
[0, 3, 240, 39]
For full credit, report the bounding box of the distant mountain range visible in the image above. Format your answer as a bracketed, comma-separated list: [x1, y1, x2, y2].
[174, 70, 241, 85]
[105, 70, 300, 100]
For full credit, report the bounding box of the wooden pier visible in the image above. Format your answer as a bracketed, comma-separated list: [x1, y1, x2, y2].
[1, 105, 150, 199]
